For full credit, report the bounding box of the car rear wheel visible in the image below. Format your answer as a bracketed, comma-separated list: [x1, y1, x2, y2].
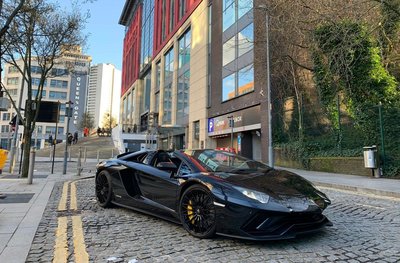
[95, 170, 113, 208]
[179, 185, 216, 239]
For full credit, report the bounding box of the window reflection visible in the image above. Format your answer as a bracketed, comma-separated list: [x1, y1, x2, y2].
[238, 64, 254, 96]
[238, 23, 254, 57]
[223, 73, 236, 101]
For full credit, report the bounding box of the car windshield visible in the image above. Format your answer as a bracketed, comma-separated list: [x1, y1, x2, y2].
[183, 149, 271, 173]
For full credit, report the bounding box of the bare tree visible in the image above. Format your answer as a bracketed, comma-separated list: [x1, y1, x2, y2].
[1, 0, 87, 178]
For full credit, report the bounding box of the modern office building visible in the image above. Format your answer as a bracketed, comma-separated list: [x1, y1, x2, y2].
[87, 63, 121, 129]
[0, 47, 91, 149]
[119, 0, 270, 162]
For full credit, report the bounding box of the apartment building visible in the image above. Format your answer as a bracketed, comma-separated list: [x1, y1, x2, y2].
[0, 47, 91, 149]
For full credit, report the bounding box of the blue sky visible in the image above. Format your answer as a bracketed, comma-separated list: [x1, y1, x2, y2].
[60, 0, 126, 70]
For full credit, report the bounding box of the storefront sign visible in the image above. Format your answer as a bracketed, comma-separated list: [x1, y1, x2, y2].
[208, 105, 261, 136]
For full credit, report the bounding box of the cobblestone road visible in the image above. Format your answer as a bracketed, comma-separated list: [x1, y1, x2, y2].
[27, 178, 400, 263]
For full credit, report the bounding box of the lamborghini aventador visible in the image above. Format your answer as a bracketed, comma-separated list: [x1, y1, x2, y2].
[95, 149, 332, 240]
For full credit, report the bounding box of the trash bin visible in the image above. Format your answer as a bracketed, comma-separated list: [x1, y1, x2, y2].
[0, 149, 8, 174]
[363, 145, 380, 177]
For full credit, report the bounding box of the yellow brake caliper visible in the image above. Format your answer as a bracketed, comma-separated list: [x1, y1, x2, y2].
[187, 200, 195, 224]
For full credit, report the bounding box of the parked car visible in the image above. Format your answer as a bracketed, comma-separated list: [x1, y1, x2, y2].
[95, 149, 332, 240]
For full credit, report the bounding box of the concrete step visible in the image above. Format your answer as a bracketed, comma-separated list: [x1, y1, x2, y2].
[35, 135, 119, 159]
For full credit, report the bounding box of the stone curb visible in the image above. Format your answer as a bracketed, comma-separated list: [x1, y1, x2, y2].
[314, 182, 400, 199]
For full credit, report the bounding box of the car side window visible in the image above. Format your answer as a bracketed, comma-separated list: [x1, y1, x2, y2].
[178, 162, 192, 176]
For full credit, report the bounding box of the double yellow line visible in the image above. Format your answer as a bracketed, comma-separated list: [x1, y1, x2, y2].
[53, 181, 89, 263]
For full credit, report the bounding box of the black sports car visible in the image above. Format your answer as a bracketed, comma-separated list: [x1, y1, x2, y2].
[95, 149, 332, 240]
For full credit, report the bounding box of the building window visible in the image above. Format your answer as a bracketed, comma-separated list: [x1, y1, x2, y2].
[178, 28, 191, 69]
[49, 91, 67, 99]
[155, 91, 160, 113]
[7, 77, 18, 85]
[223, 0, 235, 32]
[32, 90, 47, 98]
[59, 115, 65, 123]
[1, 125, 10, 133]
[142, 71, 151, 113]
[8, 89, 18, 96]
[8, 66, 19, 73]
[123, 97, 127, 122]
[163, 47, 174, 124]
[177, 69, 190, 121]
[140, 0, 155, 71]
[169, 0, 175, 33]
[31, 78, 47, 86]
[51, 68, 68, 76]
[238, 23, 254, 57]
[238, 64, 254, 96]
[30, 66, 42, 75]
[37, 125, 43, 134]
[223, 36, 235, 66]
[45, 126, 64, 135]
[223, 0, 253, 32]
[155, 60, 161, 92]
[2, 113, 10, 121]
[50, 79, 68, 88]
[127, 92, 131, 114]
[179, 0, 187, 19]
[222, 73, 236, 101]
[162, 0, 167, 41]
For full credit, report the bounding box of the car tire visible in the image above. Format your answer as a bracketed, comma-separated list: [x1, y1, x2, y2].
[95, 170, 114, 208]
[179, 185, 216, 239]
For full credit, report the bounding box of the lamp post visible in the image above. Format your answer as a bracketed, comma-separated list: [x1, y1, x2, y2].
[228, 115, 234, 152]
[259, 4, 274, 168]
[62, 101, 73, 174]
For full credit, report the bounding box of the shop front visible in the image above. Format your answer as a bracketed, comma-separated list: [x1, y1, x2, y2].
[208, 105, 261, 161]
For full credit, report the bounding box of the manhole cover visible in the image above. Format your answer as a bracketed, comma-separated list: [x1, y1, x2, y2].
[0, 193, 35, 203]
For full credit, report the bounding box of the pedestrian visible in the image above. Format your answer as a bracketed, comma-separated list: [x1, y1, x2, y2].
[67, 133, 73, 145]
[73, 131, 78, 144]
[97, 127, 101, 137]
[83, 127, 89, 137]
[48, 134, 53, 146]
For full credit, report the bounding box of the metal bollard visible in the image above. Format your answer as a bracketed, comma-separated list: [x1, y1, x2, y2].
[84, 147, 87, 164]
[27, 147, 36, 184]
[97, 150, 100, 163]
[77, 147, 82, 176]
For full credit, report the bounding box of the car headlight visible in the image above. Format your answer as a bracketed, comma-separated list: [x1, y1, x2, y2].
[234, 186, 270, 204]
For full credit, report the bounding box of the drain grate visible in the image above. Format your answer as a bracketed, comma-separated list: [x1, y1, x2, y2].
[0, 193, 35, 203]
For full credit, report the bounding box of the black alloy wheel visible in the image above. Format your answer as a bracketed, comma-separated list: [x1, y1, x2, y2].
[179, 185, 216, 239]
[95, 170, 113, 208]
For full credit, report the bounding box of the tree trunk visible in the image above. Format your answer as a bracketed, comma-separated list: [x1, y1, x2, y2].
[21, 103, 33, 178]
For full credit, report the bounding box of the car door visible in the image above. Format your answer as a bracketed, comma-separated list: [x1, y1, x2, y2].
[135, 163, 180, 212]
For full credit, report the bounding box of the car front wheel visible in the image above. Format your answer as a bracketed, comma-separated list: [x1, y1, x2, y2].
[179, 185, 216, 239]
[95, 170, 113, 208]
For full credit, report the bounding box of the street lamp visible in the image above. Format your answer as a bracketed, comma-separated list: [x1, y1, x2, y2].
[259, 4, 274, 168]
[228, 115, 234, 152]
[63, 101, 73, 174]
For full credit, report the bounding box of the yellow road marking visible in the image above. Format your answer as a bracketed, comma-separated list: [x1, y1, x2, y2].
[72, 216, 89, 263]
[53, 217, 68, 263]
[58, 181, 70, 211]
[70, 182, 77, 210]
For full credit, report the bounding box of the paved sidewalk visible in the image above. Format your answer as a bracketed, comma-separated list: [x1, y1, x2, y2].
[0, 157, 399, 262]
[0, 157, 97, 263]
[278, 166, 400, 198]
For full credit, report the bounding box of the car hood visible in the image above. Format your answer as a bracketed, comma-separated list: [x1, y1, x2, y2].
[213, 169, 320, 200]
